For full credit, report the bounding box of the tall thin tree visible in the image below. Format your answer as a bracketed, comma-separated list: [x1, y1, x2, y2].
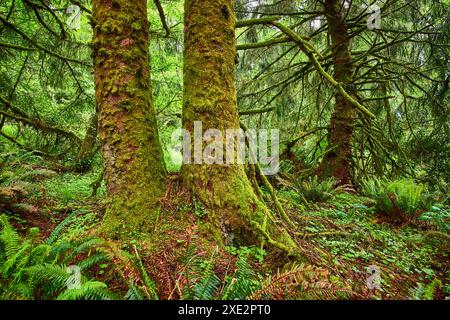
[318, 0, 355, 185]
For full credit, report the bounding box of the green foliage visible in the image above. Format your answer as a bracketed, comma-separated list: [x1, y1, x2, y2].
[361, 178, 429, 216]
[221, 254, 262, 300]
[411, 279, 443, 300]
[182, 247, 350, 300]
[193, 199, 206, 219]
[45, 210, 80, 245]
[419, 204, 450, 232]
[0, 215, 113, 300]
[295, 176, 339, 203]
[182, 246, 262, 300]
[299, 192, 445, 284]
[0, 150, 47, 187]
[56, 281, 112, 300]
[251, 263, 350, 300]
[124, 283, 146, 300]
[182, 248, 220, 300]
[0, 0, 448, 301]
[133, 245, 159, 300]
[225, 245, 267, 263]
[43, 172, 102, 204]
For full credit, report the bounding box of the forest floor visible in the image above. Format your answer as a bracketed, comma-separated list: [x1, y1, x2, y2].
[0, 163, 448, 300]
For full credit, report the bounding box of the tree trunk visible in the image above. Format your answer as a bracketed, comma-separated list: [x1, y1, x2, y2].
[318, 0, 355, 185]
[76, 112, 98, 172]
[182, 0, 294, 249]
[92, 0, 166, 236]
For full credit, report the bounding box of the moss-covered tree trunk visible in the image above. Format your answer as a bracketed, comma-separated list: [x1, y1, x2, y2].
[318, 0, 355, 185]
[76, 112, 98, 172]
[92, 0, 166, 236]
[182, 0, 293, 249]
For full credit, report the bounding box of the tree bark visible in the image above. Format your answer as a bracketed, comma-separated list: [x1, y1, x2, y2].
[182, 0, 294, 249]
[92, 0, 166, 236]
[318, 0, 355, 185]
[76, 112, 98, 172]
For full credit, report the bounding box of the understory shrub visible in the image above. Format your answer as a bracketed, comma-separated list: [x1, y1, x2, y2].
[295, 176, 340, 203]
[361, 178, 430, 217]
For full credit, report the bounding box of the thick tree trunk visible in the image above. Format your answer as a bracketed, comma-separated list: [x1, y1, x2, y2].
[318, 0, 355, 185]
[92, 0, 166, 236]
[182, 0, 294, 249]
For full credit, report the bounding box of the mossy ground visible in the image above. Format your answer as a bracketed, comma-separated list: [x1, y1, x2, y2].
[1, 162, 447, 299]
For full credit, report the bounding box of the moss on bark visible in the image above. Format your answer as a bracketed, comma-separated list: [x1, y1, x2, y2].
[182, 0, 295, 252]
[76, 112, 98, 171]
[318, 0, 356, 185]
[92, 0, 166, 237]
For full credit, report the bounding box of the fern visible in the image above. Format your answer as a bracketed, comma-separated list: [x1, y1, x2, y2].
[182, 248, 262, 300]
[66, 237, 104, 262]
[411, 279, 443, 300]
[250, 263, 351, 300]
[133, 245, 159, 300]
[361, 178, 428, 216]
[48, 240, 73, 259]
[0, 215, 113, 300]
[295, 176, 340, 203]
[57, 281, 114, 300]
[221, 254, 260, 300]
[183, 248, 220, 300]
[78, 253, 109, 271]
[0, 215, 21, 261]
[26, 263, 71, 296]
[192, 272, 220, 300]
[2, 239, 32, 277]
[45, 210, 80, 245]
[124, 283, 146, 300]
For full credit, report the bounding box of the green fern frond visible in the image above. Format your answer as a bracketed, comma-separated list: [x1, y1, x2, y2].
[25, 263, 70, 296]
[295, 176, 339, 203]
[69, 237, 104, 258]
[78, 253, 109, 271]
[56, 281, 113, 300]
[124, 283, 146, 300]
[0, 215, 21, 260]
[361, 178, 428, 216]
[48, 240, 74, 258]
[192, 273, 220, 300]
[222, 255, 260, 300]
[133, 245, 158, 300]
[0, 216, 114, 300]
[28, 244, 52, 265]
[2, 239, 32, 277]
[45, 211, 79, 245]
[183, 247, 220, 300]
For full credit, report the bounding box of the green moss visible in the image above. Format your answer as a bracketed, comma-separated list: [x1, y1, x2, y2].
[131, 22, 142, 31]
[92, 0, 167, 237]
[182, 0, 297, 253]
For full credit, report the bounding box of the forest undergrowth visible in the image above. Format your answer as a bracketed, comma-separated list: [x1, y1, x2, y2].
[1, 149, 448, 300]
[0, 0, 448, 302]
